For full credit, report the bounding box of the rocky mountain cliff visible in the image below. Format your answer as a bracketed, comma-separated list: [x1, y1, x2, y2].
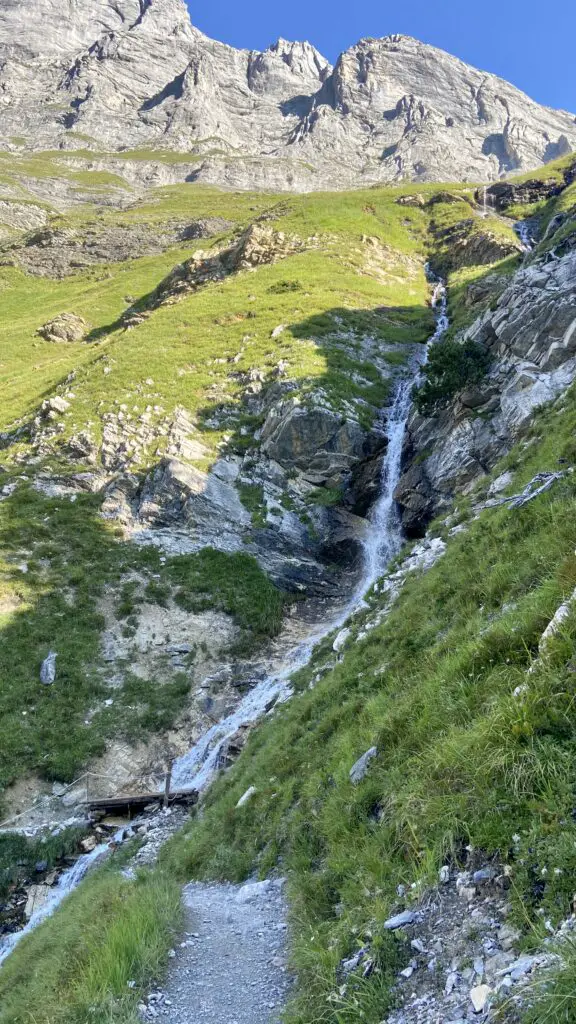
[1, 0, 575, 190]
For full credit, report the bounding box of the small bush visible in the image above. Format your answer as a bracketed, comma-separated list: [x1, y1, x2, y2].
[413, 338, 491, 414]
[267, 279, 303, 293]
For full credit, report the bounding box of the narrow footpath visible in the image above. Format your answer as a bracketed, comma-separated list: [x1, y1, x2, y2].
[139, 879, 292, 1023]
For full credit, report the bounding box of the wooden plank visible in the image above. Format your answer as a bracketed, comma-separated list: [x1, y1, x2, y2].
[84, 790, 197, 817]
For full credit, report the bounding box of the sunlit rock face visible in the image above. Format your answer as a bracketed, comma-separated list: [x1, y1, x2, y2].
[0, 3, 575, 190]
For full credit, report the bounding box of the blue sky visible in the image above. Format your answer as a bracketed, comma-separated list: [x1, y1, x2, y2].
[188, 0, 576, 112]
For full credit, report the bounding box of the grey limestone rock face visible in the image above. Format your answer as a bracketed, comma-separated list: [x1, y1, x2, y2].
[261, 400, 367, 485]
[395, 247, 576, 533]
[0, 1, 574, 190]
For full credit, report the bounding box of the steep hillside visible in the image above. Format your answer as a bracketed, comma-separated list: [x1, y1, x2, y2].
[1, 151, 576, 1024]
[0, 167, 441, 818]
[1, 0, 575, 189]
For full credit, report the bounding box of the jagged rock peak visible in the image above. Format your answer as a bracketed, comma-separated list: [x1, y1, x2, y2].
[0, 0, 194, 55]
[0, 2, 574, 191]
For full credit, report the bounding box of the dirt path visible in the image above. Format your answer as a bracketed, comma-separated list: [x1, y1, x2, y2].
[141, 879, 292, 1023]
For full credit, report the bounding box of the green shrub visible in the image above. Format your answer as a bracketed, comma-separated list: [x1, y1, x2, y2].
[414, 338, 491, 414]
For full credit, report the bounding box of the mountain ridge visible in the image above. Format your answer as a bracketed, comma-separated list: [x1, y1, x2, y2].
[1, 1, 575, 190]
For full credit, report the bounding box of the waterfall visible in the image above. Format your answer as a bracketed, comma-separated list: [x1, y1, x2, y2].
[0, 274, 450, 965]
[515, 219, 535, 252]
[363, 275, 448, 584]
[0, 835, 120, 966]
[170, 271, 450, 793]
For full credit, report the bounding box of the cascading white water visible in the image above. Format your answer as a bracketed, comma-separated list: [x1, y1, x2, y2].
[0, 273, 450, 966]
[362, 275, 448, 585]
[0, 834, 121, 966]
[515, 220, 535, 252]
[170, 272, 450, 794]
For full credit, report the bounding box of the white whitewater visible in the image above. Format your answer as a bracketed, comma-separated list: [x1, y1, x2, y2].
[515, 220, 536, 252]
[0, 276, 449, 965]
[170, 274, 449, 793]
[0, 833, 121, 966]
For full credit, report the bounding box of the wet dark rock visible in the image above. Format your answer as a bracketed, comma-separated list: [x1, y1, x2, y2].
[483, 165, 575, 211]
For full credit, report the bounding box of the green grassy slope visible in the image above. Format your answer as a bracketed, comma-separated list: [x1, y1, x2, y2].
[0, 175, 442, 806]
[4, 156, 574, 1021]
[160, 388, 576, 1023]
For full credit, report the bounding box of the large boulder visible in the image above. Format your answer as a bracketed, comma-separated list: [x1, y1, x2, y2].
[37, 313, 88, 343]
[260, 400, 367, 485]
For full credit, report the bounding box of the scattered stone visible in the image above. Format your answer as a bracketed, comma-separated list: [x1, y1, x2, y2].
[349, 746, 378, 784]
[498, 923, 521, 950]
[24, 884, 52, 919]
[488, 471, 514, 497]
[473, 956, 485, 977]
[445, 971, 458, 995]
[469, 984, 492, 1013]
[341, 948, 369, 975]
[473, 867, 496, 884]
[236, 786, 257, 808]
[40, 651, 57, 685]
[333, 627, 351, 653]
[384, 910, 415, 930]
[411, 938, 426, 953]
[41, 396, 70, 417]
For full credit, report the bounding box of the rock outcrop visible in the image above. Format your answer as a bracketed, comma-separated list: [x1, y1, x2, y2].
[142, 224, 304, 312]
[395, 246, 576, 533]
[37, 313, 88, 343]
[2, 218, 231, 278]
[260, 400, 370, 487]
[0, 2, 575, 190]
[482, 161, 576, 210]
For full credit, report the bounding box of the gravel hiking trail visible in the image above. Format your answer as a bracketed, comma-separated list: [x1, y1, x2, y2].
[149, 879, 292, 1024]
